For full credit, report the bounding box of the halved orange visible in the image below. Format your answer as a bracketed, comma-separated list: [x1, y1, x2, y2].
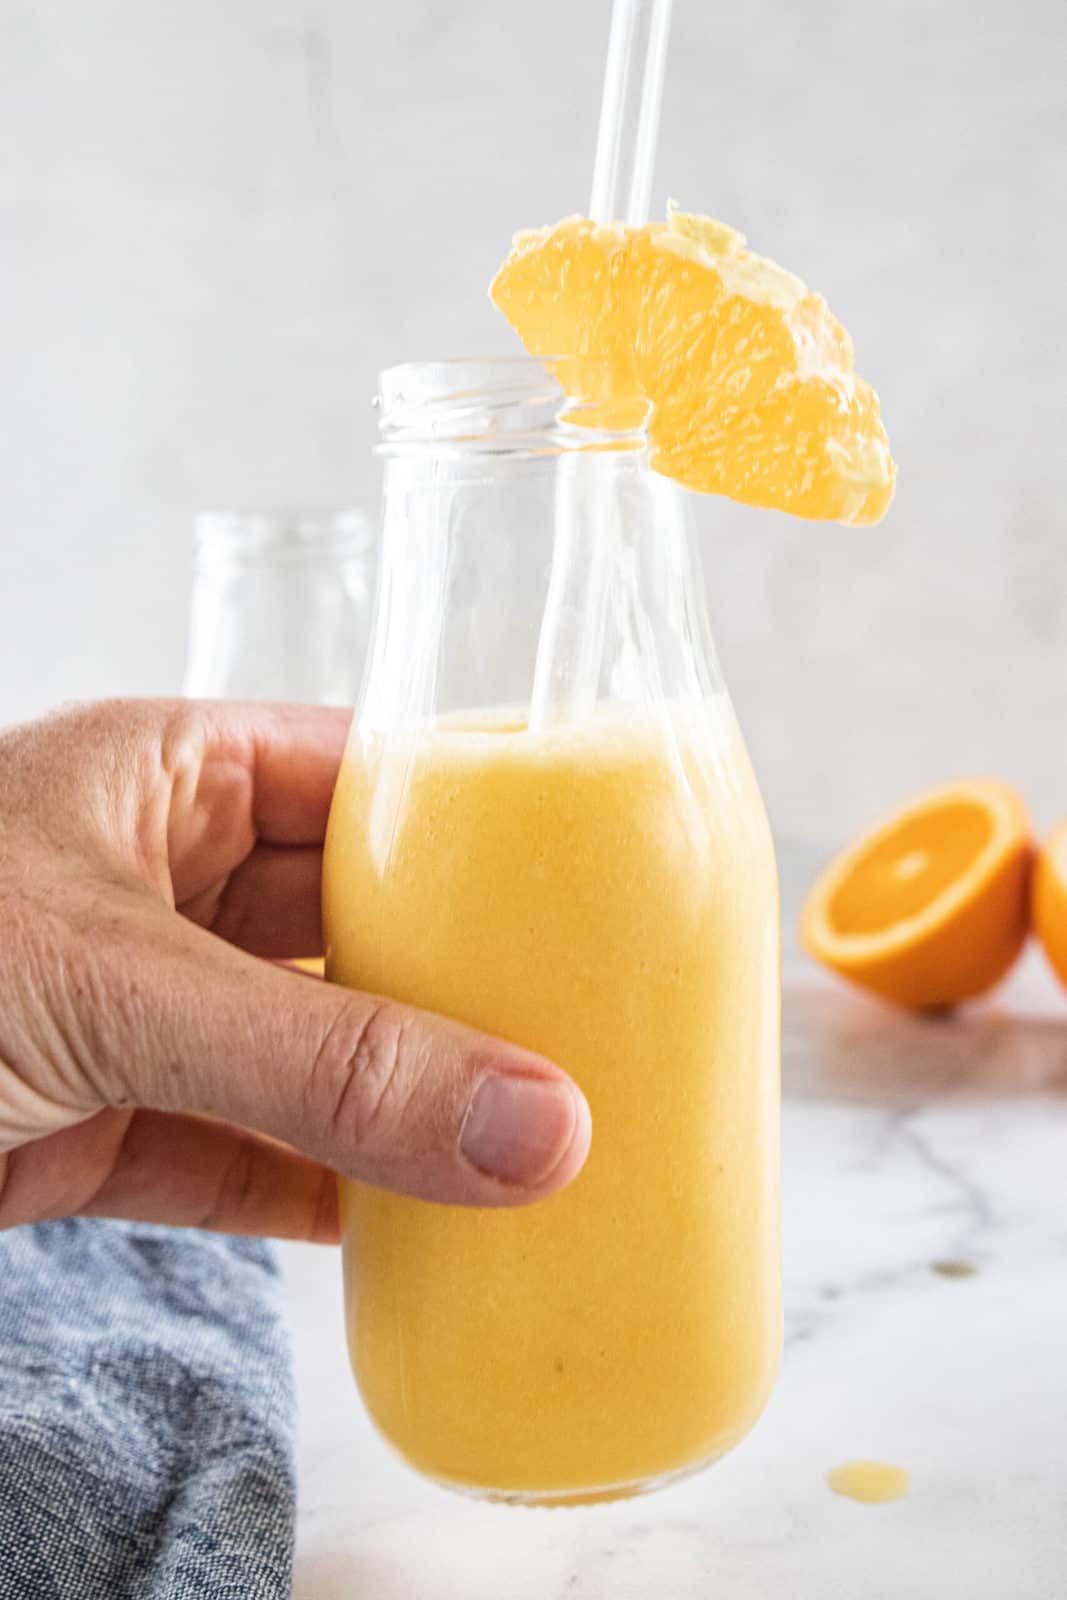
[1032, 821, 1067, 991]
[801, 781, 1032, 1010]
[490, 205, 895, 526]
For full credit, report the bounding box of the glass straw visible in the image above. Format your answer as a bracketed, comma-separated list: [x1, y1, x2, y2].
[590, 0, 675, 226]
[528, 0, 674, 731]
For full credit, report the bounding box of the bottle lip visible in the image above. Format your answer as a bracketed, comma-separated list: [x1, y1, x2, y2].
[193, 509, 373, 570]
[376, 355, 649, 456]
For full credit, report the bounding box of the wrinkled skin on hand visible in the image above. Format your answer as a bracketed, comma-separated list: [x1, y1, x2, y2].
[0, 701, 589, 1236]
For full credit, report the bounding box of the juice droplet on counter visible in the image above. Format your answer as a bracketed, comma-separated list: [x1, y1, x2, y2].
[827, 1460, 910, 1503]
[932, 1259, 977, 1278]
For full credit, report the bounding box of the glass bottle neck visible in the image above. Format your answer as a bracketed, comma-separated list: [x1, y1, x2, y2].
[184, 510, 373, 703]
[362, 439, 721, 736]
[193, 510, 370, 578]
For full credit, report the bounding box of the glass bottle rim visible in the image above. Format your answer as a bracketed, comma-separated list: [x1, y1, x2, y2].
[376, 355, 649, 458]
[193, 509, 373, 572]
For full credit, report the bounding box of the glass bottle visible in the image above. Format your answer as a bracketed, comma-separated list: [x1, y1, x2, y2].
[183, 509, 373, 705]
[323, 358, 781, 1505]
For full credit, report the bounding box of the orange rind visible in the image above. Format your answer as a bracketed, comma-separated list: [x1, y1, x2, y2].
[801, 781, 1032, 1009]
[1032, 820, 1067, 992]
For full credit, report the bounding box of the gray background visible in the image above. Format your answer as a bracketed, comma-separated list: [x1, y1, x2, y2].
[3, 0, 1066, 848]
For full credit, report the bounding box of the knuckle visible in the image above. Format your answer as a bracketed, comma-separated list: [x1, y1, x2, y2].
[200, 1138, 259, 1233]
[309, 1164, 340, 1242]
[311, 998, 414, 1154]
[201, 867, 250, 947]
[158, 702, 208, 768]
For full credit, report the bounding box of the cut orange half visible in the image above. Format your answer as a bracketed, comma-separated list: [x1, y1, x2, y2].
[801, 781, 1032, 1010]
[1032, 820, 1067, 992]
[490, 205, 895, 526]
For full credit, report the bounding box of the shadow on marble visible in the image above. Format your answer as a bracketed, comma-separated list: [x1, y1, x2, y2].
[784, 980, 1067, 1106]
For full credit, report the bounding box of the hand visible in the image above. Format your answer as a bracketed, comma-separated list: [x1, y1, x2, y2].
[0, 701, 591, 1238]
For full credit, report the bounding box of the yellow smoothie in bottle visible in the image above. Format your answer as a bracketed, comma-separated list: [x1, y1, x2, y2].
[323, 699, 781, 1501]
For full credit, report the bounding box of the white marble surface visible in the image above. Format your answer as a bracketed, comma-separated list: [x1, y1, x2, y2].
[279, 952, 1067, 1599]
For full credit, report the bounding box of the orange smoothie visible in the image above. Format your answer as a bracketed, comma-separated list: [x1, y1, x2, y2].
[323, 701, 781, 1501]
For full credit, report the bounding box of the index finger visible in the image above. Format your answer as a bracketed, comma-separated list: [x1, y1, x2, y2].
[166, 700, 352, 910]
[208, 700, 353, 844]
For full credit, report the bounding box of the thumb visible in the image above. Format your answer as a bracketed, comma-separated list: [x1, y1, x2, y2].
[94, 903, 592, 1207]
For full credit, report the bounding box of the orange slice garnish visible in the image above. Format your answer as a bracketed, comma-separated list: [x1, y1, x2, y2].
[490, 205, 895, 526]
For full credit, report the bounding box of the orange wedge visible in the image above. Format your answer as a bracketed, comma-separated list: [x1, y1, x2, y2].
[801, 781, 1032, 1010]
[1032, 821, 1067, 991]
[490, 205, 895, 526]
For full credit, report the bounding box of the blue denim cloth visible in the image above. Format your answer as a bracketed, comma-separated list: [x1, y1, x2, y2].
[0, 1219, 295, 1599]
